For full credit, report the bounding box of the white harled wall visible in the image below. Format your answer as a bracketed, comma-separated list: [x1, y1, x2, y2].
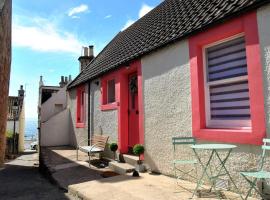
[141, 39, 192, 174]
[258, 3, 270, 138]
[139, 6, 270, 195]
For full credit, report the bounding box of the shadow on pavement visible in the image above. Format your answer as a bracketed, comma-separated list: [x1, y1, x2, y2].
[0, 153, 69, 200]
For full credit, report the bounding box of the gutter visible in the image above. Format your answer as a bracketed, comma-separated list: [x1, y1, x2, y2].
[88, 81, 91, 145]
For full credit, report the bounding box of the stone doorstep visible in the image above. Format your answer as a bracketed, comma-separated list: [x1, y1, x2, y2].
[109, 161, 135, 175]
[122, 154, 139, 166]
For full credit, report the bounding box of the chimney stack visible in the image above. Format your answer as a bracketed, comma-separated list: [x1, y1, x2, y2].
[78, 45, 94, 72]
[18, 85, 25, 100]
[39, 76, 44, 87]
[59, 76, 65, 87]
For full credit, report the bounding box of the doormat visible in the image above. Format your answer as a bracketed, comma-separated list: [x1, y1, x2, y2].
[100, 171, 119, 178]
[89, 159, 109, 169]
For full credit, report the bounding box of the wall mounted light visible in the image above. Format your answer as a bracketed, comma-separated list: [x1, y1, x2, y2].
[125, 62, 130, 69]
[94, 80, 99, 86]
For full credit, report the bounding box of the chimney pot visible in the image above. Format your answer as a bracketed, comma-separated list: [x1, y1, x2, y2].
[82, 47, 88, 56]
[39, 75, 44, 86]
[89, 45, 94, 57]
[79, 45, 95, 72]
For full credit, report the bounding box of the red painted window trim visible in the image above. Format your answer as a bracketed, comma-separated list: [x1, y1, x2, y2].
[189, 12, 266, 145]
[76, 85, 86, 128]
[100, 74, 118, 111]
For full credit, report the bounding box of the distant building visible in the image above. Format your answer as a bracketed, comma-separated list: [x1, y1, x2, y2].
[0, 0, 12, 167]
[6, 86, 25, 153]
[38, 75, 72, 147]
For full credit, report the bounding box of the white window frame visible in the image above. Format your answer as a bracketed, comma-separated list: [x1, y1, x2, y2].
[203, 33, 251, 129]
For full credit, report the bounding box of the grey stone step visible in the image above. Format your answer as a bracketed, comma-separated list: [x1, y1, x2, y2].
[122, 154, 139, 166]
[109, 161, 135, 175]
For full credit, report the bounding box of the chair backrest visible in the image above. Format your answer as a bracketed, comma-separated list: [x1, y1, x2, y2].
[172, 137, 196, 152]
[92, 135, 109, 151]
[260, 138, 270, 170]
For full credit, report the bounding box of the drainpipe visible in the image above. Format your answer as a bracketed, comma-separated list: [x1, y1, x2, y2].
[88, 81, 91, 146]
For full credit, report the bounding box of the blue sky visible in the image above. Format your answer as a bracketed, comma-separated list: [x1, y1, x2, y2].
[10, 0, 162, 119]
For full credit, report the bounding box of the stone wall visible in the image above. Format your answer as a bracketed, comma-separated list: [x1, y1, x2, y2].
[89, 79, 118, 158]
[68, 84, 89, 147]
[68, 81, 118, 156]
[0, 0, 11, 167]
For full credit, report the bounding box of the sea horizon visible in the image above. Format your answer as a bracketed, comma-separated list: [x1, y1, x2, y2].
[25, 118, 38, 141]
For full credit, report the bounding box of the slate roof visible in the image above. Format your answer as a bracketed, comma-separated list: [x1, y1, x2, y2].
[68, 0, 270, 89]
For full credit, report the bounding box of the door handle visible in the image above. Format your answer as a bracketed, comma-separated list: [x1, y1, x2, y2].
[136, 110, 139, 114]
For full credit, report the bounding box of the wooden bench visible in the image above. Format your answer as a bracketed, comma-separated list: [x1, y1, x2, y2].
[77, 135, 109, 167]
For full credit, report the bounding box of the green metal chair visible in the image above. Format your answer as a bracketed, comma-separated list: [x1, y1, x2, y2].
[172, 137, 197, 191]
[240, 138, 270, 199]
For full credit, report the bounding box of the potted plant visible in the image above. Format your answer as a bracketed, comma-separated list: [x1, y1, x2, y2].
[109, 143, 118, 161]
[133, 144, 145, 172]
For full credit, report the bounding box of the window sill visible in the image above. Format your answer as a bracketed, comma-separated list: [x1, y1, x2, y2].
[194, 128, 263, 145]
[76, 123, 85, 128]
[101, 102, 118, 111]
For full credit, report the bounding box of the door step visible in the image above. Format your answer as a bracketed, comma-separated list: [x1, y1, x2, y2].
[109, 161, 135, 175]
[122, 154, 139, 166]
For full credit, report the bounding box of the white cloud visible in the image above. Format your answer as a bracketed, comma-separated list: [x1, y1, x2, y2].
[68, 4, 89, 17]
[139, 4, 154, 18]
[121, 3, 154, 31]
[71, 16, 80, 19]
[104, 15, 112, 19]
[121, 19, 135, 31]
[12, 17, 83, 54]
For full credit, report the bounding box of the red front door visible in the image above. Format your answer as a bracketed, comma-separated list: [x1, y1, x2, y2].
[128, 73, 139, 148]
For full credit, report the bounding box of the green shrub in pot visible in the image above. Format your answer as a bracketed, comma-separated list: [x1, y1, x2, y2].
[109, 143, 118, 160]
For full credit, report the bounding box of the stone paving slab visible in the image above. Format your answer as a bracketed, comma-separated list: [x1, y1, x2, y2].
[41, 146, 118, 190]
[68, 173, 259, 200]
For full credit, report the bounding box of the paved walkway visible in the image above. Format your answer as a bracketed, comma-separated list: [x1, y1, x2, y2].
[40, 147, 259, 200]
[68, 172, 257, 200]
[0, 152, 71, 200]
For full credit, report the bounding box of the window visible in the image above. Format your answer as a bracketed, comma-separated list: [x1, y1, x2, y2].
[107, 79, 115, 103]
[76, 85, 85, 128]
[100, 76, 118, 111]
[204, 36, 251, 128]
[189, 12, 266, 145]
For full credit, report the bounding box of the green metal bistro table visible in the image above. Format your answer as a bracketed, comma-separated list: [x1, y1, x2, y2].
[190, 144, 243, 199]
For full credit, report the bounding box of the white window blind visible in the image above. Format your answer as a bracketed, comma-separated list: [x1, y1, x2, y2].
[205, 36, 251, 128]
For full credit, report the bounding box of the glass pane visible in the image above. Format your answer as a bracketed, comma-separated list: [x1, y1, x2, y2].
[107, 80, 115, 103]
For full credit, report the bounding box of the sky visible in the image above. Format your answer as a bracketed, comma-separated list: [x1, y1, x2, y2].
[9, 0, 162, 120]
